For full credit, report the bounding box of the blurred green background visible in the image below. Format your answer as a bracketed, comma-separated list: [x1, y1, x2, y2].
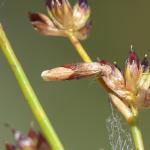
[0, 0, 150, 149]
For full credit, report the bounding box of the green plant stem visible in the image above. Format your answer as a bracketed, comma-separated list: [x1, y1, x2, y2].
[0, 24, 64, 150]
[68, 33, 144, 150]
[131, 122, 144, 150]
[67, 33, 92, 62]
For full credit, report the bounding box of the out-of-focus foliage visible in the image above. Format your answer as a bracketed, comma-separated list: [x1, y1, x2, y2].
[5, 127, 52, 150]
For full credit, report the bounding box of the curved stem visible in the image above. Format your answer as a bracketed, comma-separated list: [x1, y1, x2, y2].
[0, 24, 64, 150]
[109, 94, 134, 124]
[68, 33, 144, 150]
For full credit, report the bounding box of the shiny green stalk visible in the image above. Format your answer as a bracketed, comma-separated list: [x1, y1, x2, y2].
[0, 24, 64, 150]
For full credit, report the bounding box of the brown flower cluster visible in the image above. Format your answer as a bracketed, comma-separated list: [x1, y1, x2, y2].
[6, 128, 52, 150]
[41, 48, 150, 110]
[29, 0, 91, 40]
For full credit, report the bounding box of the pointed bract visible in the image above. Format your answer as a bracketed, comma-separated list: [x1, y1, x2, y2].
[73, 2, 91, 30]
[125, 49, 141, 93]
[141, 54, 149, 72]
[136, 73, 150, 109]
[29, 12, 65, 36]
[99, 61, 133, 101]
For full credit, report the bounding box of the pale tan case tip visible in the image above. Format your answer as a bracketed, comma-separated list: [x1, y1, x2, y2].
[41, 70, 49, 81]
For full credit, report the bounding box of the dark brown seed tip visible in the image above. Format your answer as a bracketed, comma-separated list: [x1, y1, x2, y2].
[128, 46, 139, 65]
[141, 54, 149, 72]
[78, 0, 88, 7]
[28, 12, 45, 23]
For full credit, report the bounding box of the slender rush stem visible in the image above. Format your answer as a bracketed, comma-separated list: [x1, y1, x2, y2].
[68, 33, 144, 150]
[131, 123, 144, 150]
[68, 33, 92, 62]
[0, 24, 64, 150]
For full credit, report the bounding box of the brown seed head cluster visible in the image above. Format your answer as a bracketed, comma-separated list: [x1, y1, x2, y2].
[41, 48, 150, 110]
[5, 128, 52, 150]
[29, 0, 91, 40]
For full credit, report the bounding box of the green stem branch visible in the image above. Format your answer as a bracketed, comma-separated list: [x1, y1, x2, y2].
[68, 33, 144, 150]
[0, 24, 64, 150]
